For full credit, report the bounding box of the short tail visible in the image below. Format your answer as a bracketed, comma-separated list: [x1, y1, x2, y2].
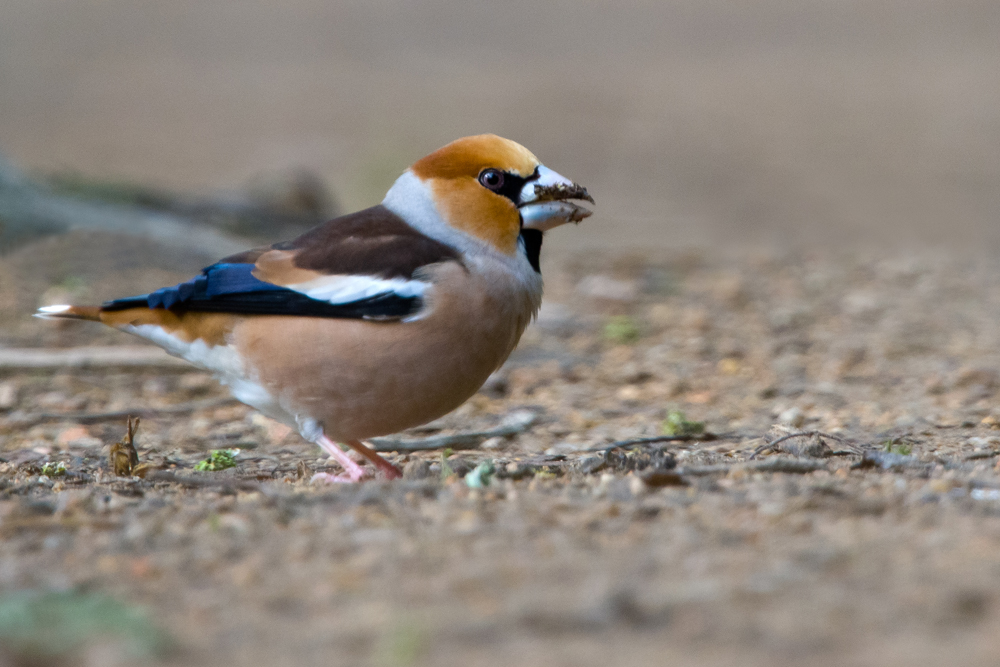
[34, 304, 102, 322]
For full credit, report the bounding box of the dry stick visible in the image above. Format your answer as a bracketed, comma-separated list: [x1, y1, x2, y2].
[583, 429, 857, 464]
[750, 430, 858, 460]
[9, 396, 238, 426]
[965, 450, 1000, 461]
[585, 432, 752, 452]
[0, 346, 189, 370]
[370, 411, 538, 452]
[680, 458, 829, 476]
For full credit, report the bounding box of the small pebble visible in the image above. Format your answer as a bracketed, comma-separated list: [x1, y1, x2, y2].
[0, 381, 18, 409]
[779, 407, 806, 428]
[928, 479, 959, 494]
[480, 437, 505, 450]
[402, 459, 432, 480]
[628, 474, 647, 497]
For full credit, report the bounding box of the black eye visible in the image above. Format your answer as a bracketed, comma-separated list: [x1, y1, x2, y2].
[479, 169, 504, 191]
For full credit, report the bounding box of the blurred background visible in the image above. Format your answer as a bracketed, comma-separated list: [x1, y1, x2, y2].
[2, 0, 999, 254]
[7, 5, 1000, 665]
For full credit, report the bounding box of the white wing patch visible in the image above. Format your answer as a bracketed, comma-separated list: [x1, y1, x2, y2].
[285, 274, 429, 305]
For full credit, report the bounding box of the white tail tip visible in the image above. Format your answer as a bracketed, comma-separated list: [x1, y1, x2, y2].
[34, 305, 72, 320]
[35, 304, 102, 321]
[34, 304, 102, 321]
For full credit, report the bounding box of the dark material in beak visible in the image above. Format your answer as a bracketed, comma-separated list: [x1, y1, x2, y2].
[530, 182, 595, 205]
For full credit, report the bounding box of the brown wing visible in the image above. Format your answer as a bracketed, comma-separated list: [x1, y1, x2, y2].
[267, 205, 459, 279]
[217, 205, 460, 280]
[101, 205, 461, 321]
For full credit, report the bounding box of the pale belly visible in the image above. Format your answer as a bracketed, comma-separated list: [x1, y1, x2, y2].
[229, 305, 528, 441]
[120, 260, 540, 443]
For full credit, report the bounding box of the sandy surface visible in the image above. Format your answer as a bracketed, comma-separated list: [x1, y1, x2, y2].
[3, 3, 1000, 662]
[4, 238, 1000, 665]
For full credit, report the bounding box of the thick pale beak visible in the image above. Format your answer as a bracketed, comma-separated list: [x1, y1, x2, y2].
[518, 165, 594, 231]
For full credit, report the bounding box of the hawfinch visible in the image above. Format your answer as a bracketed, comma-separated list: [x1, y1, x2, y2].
[36, 135, 593, 483]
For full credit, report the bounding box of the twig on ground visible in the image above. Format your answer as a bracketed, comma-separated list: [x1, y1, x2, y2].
[6, 397, 238, 426]
[964, 450, 1000, 461]
[370, 410, 538, 452]
[750, 430, 859, 460]
[680, 457, 829, 476]
[851, 450, 926, 471]
[585, 431, 759, 452]
[0, 346, 188, 370]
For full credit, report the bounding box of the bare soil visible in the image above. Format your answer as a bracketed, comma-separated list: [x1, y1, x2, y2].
[4, 239, 1000, 665]
[4, 2, 1000, 663]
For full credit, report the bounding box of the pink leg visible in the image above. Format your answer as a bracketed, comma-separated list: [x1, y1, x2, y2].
[311, 434, 367, 484]
[344, 439, 402, 480]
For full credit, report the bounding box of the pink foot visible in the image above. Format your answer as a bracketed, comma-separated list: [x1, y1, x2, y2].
[346, 439, 403, 480]
[314, 435, 367, 483]
[311, 471, 363, 485]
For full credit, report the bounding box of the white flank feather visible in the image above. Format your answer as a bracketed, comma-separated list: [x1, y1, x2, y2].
[122, 324, 296, 427]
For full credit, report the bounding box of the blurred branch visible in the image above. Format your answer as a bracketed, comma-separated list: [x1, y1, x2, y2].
[370, 410, 538, 451]
[4, 397, 238, 428]
[0, 155, 245, 257]
[0, 345, 188, 369]
[0, 153, 333, 256]
[678, 458, 829, 476]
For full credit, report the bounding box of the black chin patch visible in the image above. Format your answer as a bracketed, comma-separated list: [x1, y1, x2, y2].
[519, 228, 543, 274]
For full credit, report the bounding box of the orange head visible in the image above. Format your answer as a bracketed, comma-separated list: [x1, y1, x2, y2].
[407, 134, 592, 255]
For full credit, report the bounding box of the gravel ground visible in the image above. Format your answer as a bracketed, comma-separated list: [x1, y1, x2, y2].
[4, 238, 1000, 666]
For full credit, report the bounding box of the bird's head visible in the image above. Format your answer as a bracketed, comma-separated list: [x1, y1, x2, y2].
[398, 134, 593, 258]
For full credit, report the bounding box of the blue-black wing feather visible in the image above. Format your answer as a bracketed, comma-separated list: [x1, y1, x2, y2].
[101, 263, 419, 319]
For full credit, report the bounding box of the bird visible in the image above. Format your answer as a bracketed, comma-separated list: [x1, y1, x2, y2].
[35, 134, 593, 483]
